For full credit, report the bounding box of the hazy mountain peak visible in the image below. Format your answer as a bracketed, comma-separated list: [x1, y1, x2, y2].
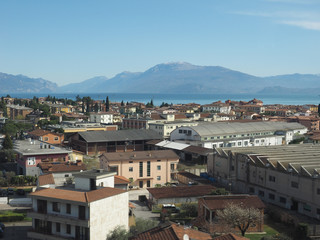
[146, 62, 202, 73]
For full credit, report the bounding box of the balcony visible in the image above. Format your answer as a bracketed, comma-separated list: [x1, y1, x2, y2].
[28, 211, 90, 228]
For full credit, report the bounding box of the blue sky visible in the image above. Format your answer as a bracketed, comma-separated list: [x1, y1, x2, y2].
[0, 0, 320, 86]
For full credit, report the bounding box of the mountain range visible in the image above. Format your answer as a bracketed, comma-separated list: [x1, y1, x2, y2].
[1, 62, 320, 94]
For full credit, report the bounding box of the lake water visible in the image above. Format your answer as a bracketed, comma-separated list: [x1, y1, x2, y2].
[2, 92, 320, 106]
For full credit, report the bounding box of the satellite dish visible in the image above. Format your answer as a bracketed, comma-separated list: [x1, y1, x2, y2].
[183, 234, 189, 240]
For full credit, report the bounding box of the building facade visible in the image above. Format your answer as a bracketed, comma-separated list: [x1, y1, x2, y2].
[100, 150, 179, 188]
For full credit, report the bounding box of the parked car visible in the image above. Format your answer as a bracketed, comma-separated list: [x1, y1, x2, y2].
[0, 223, 4, 230]
[7, 188, 14, 195]
[16, 189, 25, 196]
[162, 204, 180, 213]
[0, 190, 7, 197]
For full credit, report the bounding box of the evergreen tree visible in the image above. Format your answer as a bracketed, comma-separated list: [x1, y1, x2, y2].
[106, 96, 110, 112]
[121, 100, 124, 106]
[318, 104, 320, 116]
[94, 103, 99, 112]
[3, 134, 13, 149]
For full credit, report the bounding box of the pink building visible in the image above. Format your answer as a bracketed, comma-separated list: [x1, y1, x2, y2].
[14, 140, 72, 176]
[100, 150, 179, 188]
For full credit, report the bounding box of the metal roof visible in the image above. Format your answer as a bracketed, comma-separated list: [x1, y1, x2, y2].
[218, 143, 320, 178]
[184, 121, 306, 137]
[78, 129, 161, 143]
[156, 140, 189, 150]
[14, 140, 72, 156]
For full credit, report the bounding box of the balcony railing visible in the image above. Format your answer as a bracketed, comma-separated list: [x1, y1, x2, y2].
[28, 211, 90, 228]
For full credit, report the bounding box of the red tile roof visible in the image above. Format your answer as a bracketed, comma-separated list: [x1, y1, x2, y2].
[148, 185, 215, 199]
[29, 129, 62, 137]
[114, 175, 130, 184]
[130, 222, 212, 240]
[200, 195, 265, 210]
[38, 162, 87, 173]
[29, 187, 126, 203]
[38, 174, 55, 186]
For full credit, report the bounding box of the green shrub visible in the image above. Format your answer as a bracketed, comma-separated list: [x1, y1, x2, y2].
[0, 212, 25, 222]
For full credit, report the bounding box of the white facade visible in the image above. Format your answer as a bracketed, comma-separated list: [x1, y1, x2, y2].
[170, 122, 307, 149]
[202, 104, 231, 114]
[149, 121, 199, 139]
[90, 113, 113, 124]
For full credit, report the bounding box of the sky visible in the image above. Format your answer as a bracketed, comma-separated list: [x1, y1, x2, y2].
[0, 0, 320, 86]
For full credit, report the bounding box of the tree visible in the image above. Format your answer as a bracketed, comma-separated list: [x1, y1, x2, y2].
[106, 226, 129, 240]
[94, 103, 99, 113]
[3, 135, 13, 149]
[216, 203, 262, 236]
[106, 96, 110, 112]
[210, 188, 229, 195]
[129, 218, 158, 236]
[121, 100, 124, 106]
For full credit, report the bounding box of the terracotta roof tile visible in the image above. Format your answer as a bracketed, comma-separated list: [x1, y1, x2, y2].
[29, 187, 126, 203]
[38, 162, 87, 173]
[114, 175, 130, 184]
[130, 222, 212, 240]
[101, 150, 179, 162]
[201, 195, 265, 210]
[148, 185, 215, 199]
[38, 174, 55, 186]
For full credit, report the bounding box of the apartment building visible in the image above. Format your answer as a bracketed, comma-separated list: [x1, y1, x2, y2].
[89, 112, 113, 124]
[170, 121, 307, 149]
[28, 169, 129, 240]
[207, 144, 320, 220]
[6, 104, 33, 120]
[100, 150, 179, 188]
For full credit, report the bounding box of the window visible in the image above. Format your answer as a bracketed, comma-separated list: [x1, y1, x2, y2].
[317, 208, 320, 215]
[129, 167, 133, 172]
[56, 223, 60, 232]
[139, 181, 143, 188]
[179, 130, 182, 133]
[280, 197, 286, 204]
[244, 141, 248, 146]
[303, 204, 311, 212]
[157, 165, 161, 170]
[52, 202, 60, 212]
[317, 188, 320, 195]
[258, 190, 264, 197]
[147, 161, 150, 177]
[129, 161, 133, 163]
[65, 174, 69, 177]
[66, 204, 71, 214]
[54, 137, 59, 141]
[139, 162, 143, 177]
[147, 180, 150, 187]
[249, 187, 255, 193]
[255, 140, 260, 144]
[44, 137, 49, 141]
[66, 224, 71, 234]
[238, 142, 241, 146]
[269, 193, 275, 200]
[269, 176, 276, 182]
[157, 159, 161, 162]
[157, 176, 161, 180]
[291, 181, 299, 188]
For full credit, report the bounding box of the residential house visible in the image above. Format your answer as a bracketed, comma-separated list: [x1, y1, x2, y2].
[202, 101, 231, 114]
[14, 139, 72, 176]
[28, 129, 64, 145]
[28, 169, 129, 240]
[100, 150, 179, 188]
[129, 222, 213, 240]
[196, 195, 264, 235]
[148, 121, 198, 139]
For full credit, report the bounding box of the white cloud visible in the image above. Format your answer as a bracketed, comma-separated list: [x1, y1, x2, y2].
[281, 20, 320, 30]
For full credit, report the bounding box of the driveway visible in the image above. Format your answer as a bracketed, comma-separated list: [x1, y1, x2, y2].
[129, 189, 160, 223]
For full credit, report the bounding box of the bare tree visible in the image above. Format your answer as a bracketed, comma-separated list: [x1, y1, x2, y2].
[216, 203, 262, 236]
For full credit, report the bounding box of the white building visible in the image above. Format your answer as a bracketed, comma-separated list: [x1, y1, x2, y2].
[89, 112, 113, 124]
[201, 102, 231, 114]
[170, 121, 307, 149]
[28, 169, 129, 240]
[149, 121, 199, 139]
